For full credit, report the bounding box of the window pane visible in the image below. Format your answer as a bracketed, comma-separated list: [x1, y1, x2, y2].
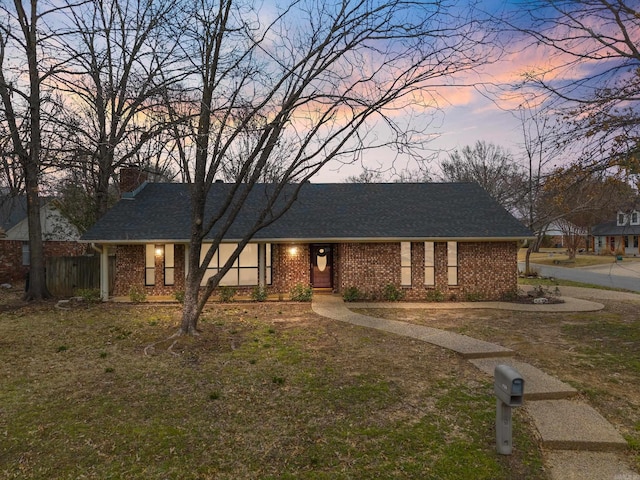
[220, 268, 238, 286]
[239, 268, 258, 286]
[400, 242, 411, 266]
[200, 244, 218, 268]
[22, 243, 30, 266]
[201, 268, 217, 287]
[448, 266, 458, 286]
[219, 243, 238, 268]
[401, 267, 411, 286]
[145, 244, 155, 267]
[239, 243, 258, 267]
[165, 268, 175, 286]
[424, 242, 434, 266]
[145, 268, 155, 286]
[266, 244, 271, 267]
[447, 242, 457, 267]
[425, 266, 435, 286]
[165, 244, 174, 268]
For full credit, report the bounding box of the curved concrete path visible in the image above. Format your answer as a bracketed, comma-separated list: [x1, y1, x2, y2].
[312, 292, 639, 480]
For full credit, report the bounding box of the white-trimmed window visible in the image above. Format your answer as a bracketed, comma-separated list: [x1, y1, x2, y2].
[424, 241, 435, 286]
[145, 244, 156, 285]
[164, 244, 175, 286]
[632, 212, 639, 225]
[618, 213, 627, 226]
[201, 243, 271, 287]
[400, 242, 412, 287]
[447, 241, 458, 286]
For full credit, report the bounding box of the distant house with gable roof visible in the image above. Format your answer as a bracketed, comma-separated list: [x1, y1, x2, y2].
[0, 196, 86, 282]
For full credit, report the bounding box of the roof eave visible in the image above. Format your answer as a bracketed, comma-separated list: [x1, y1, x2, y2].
[82, 235, 533, 245]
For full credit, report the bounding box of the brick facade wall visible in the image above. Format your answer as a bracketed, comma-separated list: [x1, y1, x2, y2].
[113, 244, 185, 297]
[271, 243, 310, 294]
[336, 243, 399, 298]
[111, 240, 518, 301]
[0, 240, 87, 283]
[0, 241, 24, 282]
[335, 241, 517, 301]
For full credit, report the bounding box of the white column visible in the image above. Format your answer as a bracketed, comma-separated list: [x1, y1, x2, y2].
[100, 245, 109, 301]
[258, 243, 266, 287]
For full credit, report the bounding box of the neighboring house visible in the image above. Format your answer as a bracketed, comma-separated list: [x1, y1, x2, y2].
[592, 208, 640, 255]
[0, 196, 86, 282]
[82, 182, 532, 301]
[544, 220, 587, 250]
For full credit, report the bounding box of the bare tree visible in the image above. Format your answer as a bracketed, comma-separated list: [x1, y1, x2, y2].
[164, 0, 499, 334]
[0, 0, 71, 299]
[53, 0, 183, 220]
[438, 140, 525, 211]
[506, 0, 640, 166]
[515, 100, 563, 275]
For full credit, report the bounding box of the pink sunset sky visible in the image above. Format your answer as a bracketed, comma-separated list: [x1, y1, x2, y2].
[311, 0, 617, 183]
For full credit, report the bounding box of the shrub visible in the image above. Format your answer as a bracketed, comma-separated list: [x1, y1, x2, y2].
[464, 292, 485, 302]
[174, 290, 185, 303]
[129, 286, 147, 303]
[382, 283, 404, 302]
[219, 286, 237, 303]
[500, 288, 520, 302]
[425, 289, 444, 302]
[251, 285, 268, 302]
[74, 288, 101, 303]
[290, 283, 313, 302]
[342, 286, 363, 302]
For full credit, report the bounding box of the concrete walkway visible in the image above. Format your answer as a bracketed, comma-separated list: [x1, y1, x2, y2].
[311, 292, 639, 480]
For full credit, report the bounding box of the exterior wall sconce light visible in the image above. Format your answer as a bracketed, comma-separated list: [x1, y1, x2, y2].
[288, 246, 298, 256]
[155, 246, 164, 257]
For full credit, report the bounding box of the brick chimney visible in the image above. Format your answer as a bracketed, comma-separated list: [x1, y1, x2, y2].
[119, 167, 148, 194]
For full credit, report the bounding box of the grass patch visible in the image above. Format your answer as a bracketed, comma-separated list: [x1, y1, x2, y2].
[518, 276, 632, 292]
[0, 301, 546, 479]
[517, 248, 629, 268]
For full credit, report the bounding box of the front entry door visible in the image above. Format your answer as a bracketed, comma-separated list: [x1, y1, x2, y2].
[311, 245, 332, 288]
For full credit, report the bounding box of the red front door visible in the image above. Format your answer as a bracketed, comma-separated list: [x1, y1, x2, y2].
[311, 245, 332, 288]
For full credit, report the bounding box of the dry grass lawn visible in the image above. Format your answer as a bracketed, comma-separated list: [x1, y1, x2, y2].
[355, 296, 640, 474]
[517, 248, 634, 268]
[0, 287, 545, 479]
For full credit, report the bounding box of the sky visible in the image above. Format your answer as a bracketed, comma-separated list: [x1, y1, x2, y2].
[310, 0, 601, 183]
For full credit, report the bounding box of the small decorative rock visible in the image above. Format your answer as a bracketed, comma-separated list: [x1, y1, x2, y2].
[1, 283, 12, 289]
[533, 297, 549, 304]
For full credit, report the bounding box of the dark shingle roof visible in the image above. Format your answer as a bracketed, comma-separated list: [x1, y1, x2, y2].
[592, 221, 640, 236]
[0, 196, 28, 232]
[81, 182, 532, 242]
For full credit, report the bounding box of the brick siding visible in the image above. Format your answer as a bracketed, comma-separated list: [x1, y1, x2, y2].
[113, 244, 185, 297]
[111, 240, 518, 301]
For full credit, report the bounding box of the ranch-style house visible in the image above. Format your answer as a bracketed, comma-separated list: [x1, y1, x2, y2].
[81, 181, 533, 301]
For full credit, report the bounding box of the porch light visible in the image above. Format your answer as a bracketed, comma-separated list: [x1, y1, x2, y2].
[155, 246, 164, 257]
[288, 246, 298, 256]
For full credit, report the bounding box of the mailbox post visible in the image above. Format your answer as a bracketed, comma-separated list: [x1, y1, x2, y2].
[494, 365, 524, 455]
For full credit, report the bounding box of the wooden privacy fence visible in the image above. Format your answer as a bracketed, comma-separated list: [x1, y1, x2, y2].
[46, 255, 115, 297]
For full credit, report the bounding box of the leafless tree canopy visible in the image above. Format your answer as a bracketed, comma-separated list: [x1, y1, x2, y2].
[439, 140, 524, 212]
[506, 0, 640, 165]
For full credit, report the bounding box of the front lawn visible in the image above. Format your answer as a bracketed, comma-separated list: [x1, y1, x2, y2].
[0, 293, 545, 479]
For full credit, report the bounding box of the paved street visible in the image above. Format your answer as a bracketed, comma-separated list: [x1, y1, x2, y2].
[519, 261, 640, 293]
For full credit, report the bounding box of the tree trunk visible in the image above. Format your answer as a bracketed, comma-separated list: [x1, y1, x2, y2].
[22, 0, 50, 301]
[524, 244, 534, 276]
[180, 285, 201, 335]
